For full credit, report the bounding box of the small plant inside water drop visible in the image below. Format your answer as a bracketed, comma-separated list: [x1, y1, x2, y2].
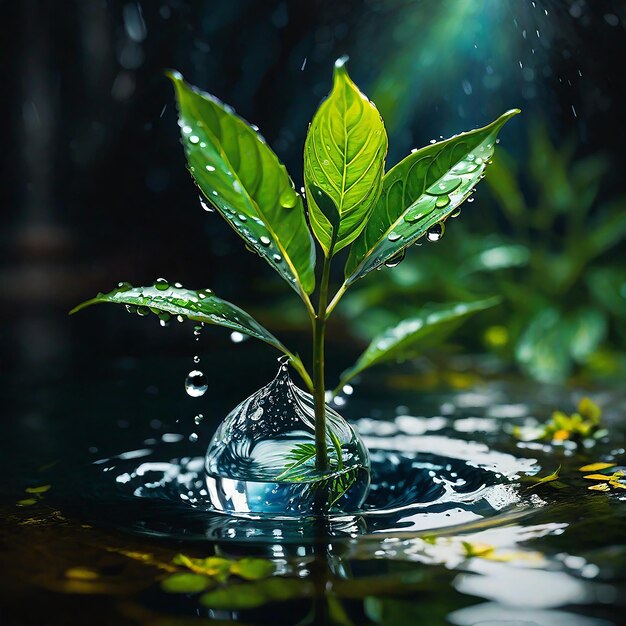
[71, 58, 519, 515]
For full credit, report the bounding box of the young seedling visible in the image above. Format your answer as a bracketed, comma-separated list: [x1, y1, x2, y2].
[72, 58, 519, 477]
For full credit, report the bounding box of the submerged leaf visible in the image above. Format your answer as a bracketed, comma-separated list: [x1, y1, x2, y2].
[338, 298, 499, 388]
[345, 109, 520, 284]
[199, 578, 310, 610]
[161, 573, 213, 594]
[304, 57, 387, 255]
[169, 72, 316, 296]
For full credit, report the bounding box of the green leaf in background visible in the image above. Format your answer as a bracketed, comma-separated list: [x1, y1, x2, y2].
[337, 298, 499, 388]
[345, 109, 520, 284]
[169, 72, 316, 297]
[568, 308, 607, 363]
[304, 57, 387, 256]
[70, 282, 311, 389]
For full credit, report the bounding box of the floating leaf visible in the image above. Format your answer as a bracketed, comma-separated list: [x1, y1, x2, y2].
[588, 483, 611, 492]
[70, 283, 311, 389]
[579, 462, 616, 472]
[337, 298, 499, 388]
[345, 109, 520, 284]
[161, 573, 213, 594]
[173, 555, 232, 582]
[304, 57, 387, 255]
[169, 72, 316, 297]
[527, 466, 561, 490]
[583, 474, 615, 481]
[17, 498, 37, 506]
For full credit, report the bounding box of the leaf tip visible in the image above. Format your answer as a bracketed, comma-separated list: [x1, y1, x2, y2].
[164, 68, 184, 83]
[333, 55, 351, 82]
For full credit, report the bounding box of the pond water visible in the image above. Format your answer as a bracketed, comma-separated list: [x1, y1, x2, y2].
[2, 354, 625, 625]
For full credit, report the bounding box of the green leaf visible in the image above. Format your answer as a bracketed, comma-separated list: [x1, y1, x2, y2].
[345, 109, 520, 284]
[169, 72, 316, 297]
[161, 573, 213, 594]
[70, 282, 311, 389]
[338, 298, 499, 387]
[304, 57, 387, 255]
[229, 558, 276, 581]
[527, 466, 561, 490]
[199, 578, 310, 610]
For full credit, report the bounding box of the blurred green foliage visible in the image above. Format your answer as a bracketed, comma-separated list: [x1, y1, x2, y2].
[342, 120, 626, 383]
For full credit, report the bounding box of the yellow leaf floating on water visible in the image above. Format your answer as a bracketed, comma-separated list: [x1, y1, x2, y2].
[527, 466, 561, 490]
[25, 484, 51, 494]
[579, 462, 616, 472]
[584, 474, 615, 481]
[588, 483, 610, 492]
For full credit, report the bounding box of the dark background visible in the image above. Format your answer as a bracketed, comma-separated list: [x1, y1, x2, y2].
[1, 0, 625, 386]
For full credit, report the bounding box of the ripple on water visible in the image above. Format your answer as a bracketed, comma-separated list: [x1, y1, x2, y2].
[64, 412, 538, 543]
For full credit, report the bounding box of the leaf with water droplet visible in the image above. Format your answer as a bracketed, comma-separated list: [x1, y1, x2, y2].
[336, 298, 500, 390]
[69, 283, 310, 387]
[304, 58, 387, 256]
[345, 109, 520, 285]
[169, 72, 316, 297]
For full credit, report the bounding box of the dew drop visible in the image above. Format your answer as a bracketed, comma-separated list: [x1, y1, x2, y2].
[435, 195, 450, 208]
[189, 135, 200, 144]
[199, 195, 215, 212]
[467, 197, 475, 203]
[384, 249, 406, 268]
[230, 331, 247, 343]
[279, 187, 298, 209]
[427, 223, 445, 242]
[272, 253, 282, 263]
[154, 277, 169, 291]
[450, 207, 462, 218]
[260, 236, 271, 246]
[387, 232, 402, 242]
[205, 165, 216, 172]
[125, 304, 137, 314]
[137, 306, 149, 316]
[117, 281, 133, 292]
[185, 370, 208, 397]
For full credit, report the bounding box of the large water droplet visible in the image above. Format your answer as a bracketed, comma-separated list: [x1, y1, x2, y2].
[450, 207, 462, 218]
[435, 195, 450, 208]
[154, 278, 169, 291]
[117, 281, 133, 292]
[426, 223, 445, 242]
[185, 370, 208, 397]
[189, 135, 200, 144]
[279, 187, 298, 209]
[384, 249, 406, 268]
[387, 232, 402, 242]
[189, 433, 199, 443]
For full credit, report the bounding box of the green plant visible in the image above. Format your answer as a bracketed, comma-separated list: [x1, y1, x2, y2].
[340, 120, 626, 383]
[71, 58, 518, 475]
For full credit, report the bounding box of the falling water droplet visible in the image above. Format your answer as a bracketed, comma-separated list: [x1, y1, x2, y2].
[185, 370, 208, 397]
[426, 223, 445, 242]
[194, 414, 204, 425]
[193, 355, 200, 364]
[189, 433, 199, 442]
[154, 277, 169, 291]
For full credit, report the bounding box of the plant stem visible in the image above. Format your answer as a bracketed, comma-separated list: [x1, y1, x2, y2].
[313, 252, 333, 472]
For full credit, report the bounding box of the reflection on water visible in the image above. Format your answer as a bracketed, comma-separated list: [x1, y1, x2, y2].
[3, 360, 626, 625]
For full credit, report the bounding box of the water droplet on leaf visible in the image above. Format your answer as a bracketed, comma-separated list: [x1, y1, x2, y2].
[154, 278, 169, 291]
[384, 249, 406, 268]
[427, 223, 445, 242]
